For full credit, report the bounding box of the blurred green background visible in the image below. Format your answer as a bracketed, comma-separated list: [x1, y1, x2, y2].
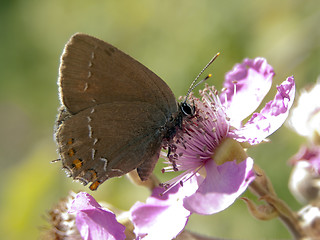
[0, 0, 319, 239]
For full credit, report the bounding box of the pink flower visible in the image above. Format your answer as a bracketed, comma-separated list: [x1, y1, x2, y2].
[63, 58, 296, 239]
[163, 58, 295, 215]
[287, 80, 320, 203]
[68, 192, 126, 240]
[288, 145, 320, 204]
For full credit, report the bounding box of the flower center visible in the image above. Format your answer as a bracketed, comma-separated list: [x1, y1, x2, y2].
[212, 138, 248, 165]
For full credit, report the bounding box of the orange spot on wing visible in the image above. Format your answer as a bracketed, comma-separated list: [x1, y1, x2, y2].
[89, 180, 101, 191]
[68, 148, 75, 157]
[72, 159, 83, 169]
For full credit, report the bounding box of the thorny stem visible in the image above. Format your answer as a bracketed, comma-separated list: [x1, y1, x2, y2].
[249, 164, 307, 240]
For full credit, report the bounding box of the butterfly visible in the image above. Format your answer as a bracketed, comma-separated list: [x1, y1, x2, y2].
[55, 33, 218, 190]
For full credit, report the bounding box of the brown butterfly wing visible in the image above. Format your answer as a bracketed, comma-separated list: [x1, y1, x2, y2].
[56, 33, 178, 190]
[58, 33, 177, 116]
[56, 102, 166, 190]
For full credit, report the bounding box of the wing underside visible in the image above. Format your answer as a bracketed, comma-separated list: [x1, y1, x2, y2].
[56, 101, 167, 188]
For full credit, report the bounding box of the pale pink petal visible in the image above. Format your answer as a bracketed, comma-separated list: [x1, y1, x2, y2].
[290, 145, 320, 175]
[69, 192, 126, 240]
[288, 79, 320, 138]
[183, 157, 255, 215]
[130, 203, 189, 240]
[130, 184, 195, 240]
[221, 58, 274, 126]
[233, 76, 295, 144]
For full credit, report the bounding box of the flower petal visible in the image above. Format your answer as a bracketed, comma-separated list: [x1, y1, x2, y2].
[130, 203, 189, 240]
[130, 185, 193, 240]
[233, 76, 295, 145]
[288, 79, 320, 138]
[290, 145, 320, 175]
[69, 192, 126, 240]
[183, 157, 255, 215]
[221, 58, 274, 126]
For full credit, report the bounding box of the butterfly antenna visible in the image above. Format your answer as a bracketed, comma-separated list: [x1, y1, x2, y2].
[184, 52, 220, 102]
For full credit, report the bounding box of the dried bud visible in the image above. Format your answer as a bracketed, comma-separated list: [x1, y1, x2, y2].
[41, 192, 81, 240]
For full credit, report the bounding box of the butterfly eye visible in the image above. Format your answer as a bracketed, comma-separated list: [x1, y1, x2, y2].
[180, 102, 195, 116]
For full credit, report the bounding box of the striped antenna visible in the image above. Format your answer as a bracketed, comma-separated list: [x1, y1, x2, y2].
[184, 52, 220, 102]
